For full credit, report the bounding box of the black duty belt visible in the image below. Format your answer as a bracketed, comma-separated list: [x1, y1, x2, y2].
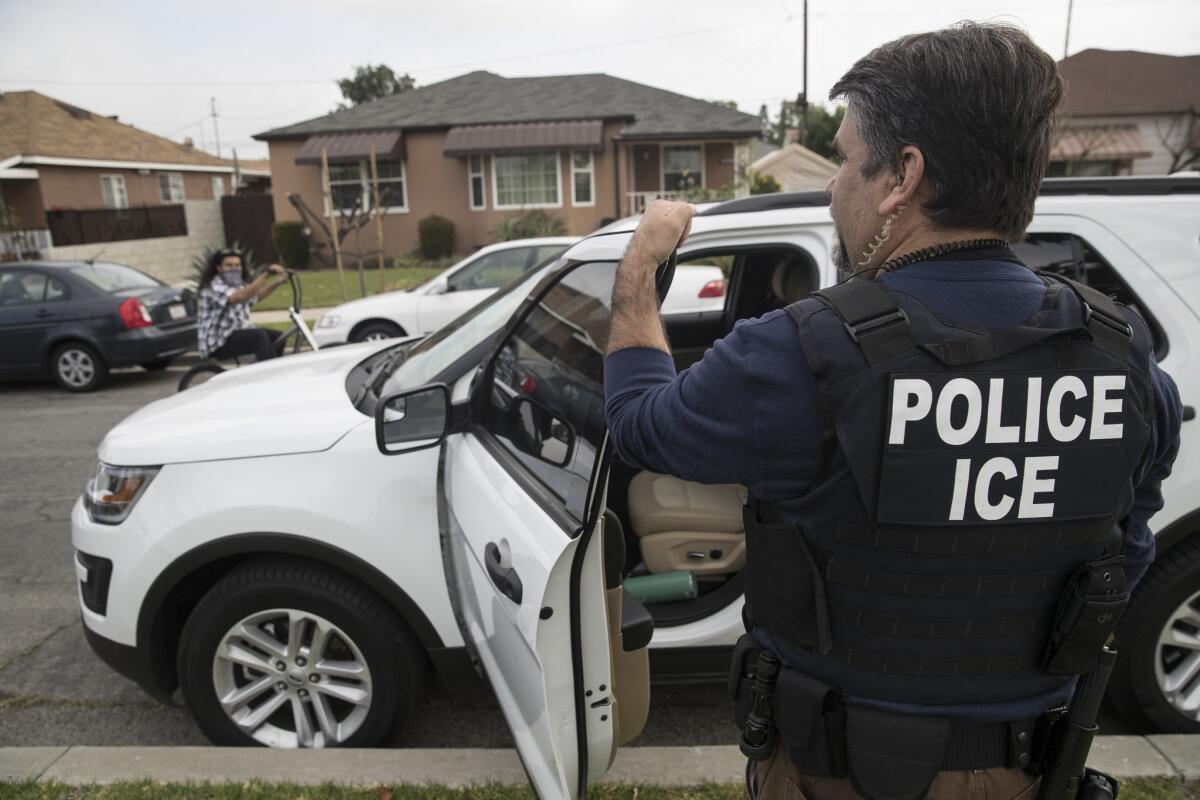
[943, 714, 1043, 770]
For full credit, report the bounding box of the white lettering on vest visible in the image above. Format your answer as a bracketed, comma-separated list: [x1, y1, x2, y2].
[889, 379, 933, 445]
[1024, 377, 1042, 443]
[936, 378, 982, 446]
[985, 378, 1020, 444]
[1018, 456, 1059, 518]
[1090, 375, 1126, 440]
[1046, 376, 1087, 442]
[949, 458, 971, 521]
[974, 457, 1018, 520]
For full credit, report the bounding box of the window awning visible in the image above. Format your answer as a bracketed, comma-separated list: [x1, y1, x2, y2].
[443, 120, 605, 156]
[1051, 125, 1152, 161]
[294, 130, 403, 165]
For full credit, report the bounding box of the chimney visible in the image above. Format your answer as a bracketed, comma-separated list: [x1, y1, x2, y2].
[107, 114, 118, 121]
[182, 137, 194, 152]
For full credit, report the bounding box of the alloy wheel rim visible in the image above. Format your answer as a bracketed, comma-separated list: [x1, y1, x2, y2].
[364, 332, 389, 341]
[212, 608, 373, 748]
[58, 349, 94, 387]
[1155, 589, 1200, 720]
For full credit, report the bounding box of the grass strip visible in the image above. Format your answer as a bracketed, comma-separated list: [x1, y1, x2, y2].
[254, 267, 445, 312]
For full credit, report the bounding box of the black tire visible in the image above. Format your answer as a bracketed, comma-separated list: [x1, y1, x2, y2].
[178, 558, 424, 748]
[50, 341, 108, 392]
[177, 362, 224, 391]
[350, 320, 404, 343]
[1109, 537, 1200, 732]
[141, 359, 173, 371]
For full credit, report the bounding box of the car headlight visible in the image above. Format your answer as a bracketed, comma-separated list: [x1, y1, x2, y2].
[84, 462, 160, 525]
[317, 314, 341, 329]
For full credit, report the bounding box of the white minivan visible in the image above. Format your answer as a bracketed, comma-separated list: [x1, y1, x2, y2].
[74, 178, 1199, 795]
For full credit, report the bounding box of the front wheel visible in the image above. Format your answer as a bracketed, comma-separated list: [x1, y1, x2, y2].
[177, 362, 224, 391]
[350, 320, 404, 343]
[178, 559, 424, 748]
[1110, 537, 1200, 732]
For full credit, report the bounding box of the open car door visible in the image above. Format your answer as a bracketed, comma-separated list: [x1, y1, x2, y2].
[435, 257, 656, 797]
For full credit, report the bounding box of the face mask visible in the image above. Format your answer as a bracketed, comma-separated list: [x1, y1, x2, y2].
[219, 270, 244, 288]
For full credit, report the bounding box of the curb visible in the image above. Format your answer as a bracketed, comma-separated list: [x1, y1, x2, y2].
[250, 307, 332, 324]
[2, 737, 1198, 787]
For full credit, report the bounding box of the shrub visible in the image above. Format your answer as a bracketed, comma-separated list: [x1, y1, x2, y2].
[748, 171, 782, 195]
[418, 215, 456, 259]
[271, 222, 310, 269]
[188, 241, 261, 288]
[492, 209, 566, 241]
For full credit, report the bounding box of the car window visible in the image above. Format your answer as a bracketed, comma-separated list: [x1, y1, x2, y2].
[46, 277, 68, 302]
[1012, 232, 1166, 359]
[69, 262, 162, 293]
[532, 245, 569, 268]
[0, 271, 47, 306]
[447, 248, 531, 291]
[485, 261, 615, 521]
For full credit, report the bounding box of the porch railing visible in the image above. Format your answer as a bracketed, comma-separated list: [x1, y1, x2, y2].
[0, 228, 53, 259]
[627, 191, 682, 214]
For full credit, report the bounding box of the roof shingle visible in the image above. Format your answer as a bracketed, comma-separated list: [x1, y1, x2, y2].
[255, 71, 762, 140]
[1059, 49, 1200, 116]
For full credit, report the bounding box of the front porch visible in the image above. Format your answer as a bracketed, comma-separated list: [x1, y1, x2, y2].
[620, 139, 752, 215]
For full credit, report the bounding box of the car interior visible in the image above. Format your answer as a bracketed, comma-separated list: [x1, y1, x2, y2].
[604, 244, 820, 627]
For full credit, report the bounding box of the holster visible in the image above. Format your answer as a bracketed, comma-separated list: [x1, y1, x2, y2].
[1043, 555, 1128, 675]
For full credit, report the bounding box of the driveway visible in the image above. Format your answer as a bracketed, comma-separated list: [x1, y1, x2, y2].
[0, 363, 738, 747]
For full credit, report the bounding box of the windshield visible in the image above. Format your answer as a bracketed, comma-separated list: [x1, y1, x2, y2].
[69, 262, 163, 292]
[379, 260, 562, 393]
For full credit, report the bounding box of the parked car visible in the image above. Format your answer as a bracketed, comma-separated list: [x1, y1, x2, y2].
[312, 237, 578, 346]
[659, 264, 726, 316]
[0, 260, 196, 391]
[74, 179, 1199, 793]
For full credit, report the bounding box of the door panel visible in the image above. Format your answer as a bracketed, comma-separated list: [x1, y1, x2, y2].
[417, 287, 494, 333]
[0, 271, 61, 371]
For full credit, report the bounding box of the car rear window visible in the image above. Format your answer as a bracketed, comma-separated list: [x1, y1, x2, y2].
[69, 262, 163, 292]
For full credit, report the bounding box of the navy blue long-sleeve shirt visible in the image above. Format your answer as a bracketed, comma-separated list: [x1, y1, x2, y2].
[604, 258, 1183, 721]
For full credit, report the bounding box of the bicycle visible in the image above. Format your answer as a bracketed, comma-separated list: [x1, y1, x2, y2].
[178, 270, 320, 391]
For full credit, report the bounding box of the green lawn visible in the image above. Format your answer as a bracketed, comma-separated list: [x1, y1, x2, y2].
[0, 779, 1192, 800]
[255, 267, 446, 312]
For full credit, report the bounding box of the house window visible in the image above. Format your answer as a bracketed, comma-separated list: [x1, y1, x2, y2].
[493, 153, 560, 209]
[663, 145, 703, 192]
[158, 172, 185, 203]
[571, 151, 594, 206]
[327, 161, 407, 213]
[211, 176, 225, 198]
[468, 155, 486, 210]
[100, 175, 128, 209]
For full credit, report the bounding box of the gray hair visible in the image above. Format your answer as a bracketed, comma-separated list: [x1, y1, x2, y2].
[830, 22, 1063, 240]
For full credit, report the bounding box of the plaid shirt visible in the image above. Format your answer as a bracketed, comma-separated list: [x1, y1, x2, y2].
[197, 275, 256, 357]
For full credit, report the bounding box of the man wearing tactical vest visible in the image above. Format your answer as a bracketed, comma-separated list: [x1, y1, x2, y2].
[604, 22, 1183, 800]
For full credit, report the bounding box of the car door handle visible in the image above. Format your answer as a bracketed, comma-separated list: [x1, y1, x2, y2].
[485, 541, 523, 605]
[1184, 405, 1196, 422]
[35, 308, 53, 318]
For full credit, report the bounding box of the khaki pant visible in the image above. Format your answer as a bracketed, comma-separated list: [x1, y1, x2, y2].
[751, 744, 1041, 800]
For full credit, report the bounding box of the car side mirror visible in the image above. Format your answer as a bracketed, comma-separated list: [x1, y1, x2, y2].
[428, 280, 449, 295]
[510, 395, 576, 467]
[375, 383, 450, 455]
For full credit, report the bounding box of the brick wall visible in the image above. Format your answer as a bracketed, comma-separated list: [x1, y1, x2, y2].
[42, 199, 225, 285]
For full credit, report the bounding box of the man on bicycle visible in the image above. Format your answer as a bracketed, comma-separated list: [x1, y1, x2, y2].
[197, 249, 288, 362]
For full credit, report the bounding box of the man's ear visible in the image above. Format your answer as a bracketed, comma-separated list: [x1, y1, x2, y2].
[878, 145, 925, 216]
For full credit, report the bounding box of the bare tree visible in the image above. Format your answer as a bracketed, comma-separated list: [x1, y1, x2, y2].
[1051, 121, 1122, 176]
[1154, 112, 1200, 173]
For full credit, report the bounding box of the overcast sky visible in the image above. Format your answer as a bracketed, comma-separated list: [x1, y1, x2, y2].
[2, 0, 1197, 161]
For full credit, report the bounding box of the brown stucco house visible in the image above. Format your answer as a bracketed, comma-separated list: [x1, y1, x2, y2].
[1051, 49, 1199, 176]
[254, 70, 763, 255]
[0, 91, 270, 252]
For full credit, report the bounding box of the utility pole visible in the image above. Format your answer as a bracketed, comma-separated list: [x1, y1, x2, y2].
[797, 0, 809, 147]
[1063, 0, 1074, 59]
[210, 97, 221, 157]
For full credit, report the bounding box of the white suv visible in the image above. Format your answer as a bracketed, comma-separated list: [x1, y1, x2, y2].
[73, 177, 1197, 794]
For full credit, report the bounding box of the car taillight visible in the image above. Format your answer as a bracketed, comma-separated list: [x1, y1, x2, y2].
[519, 375, 538, 394]
[698, 279, 726, 298]
[118, 298, 154, 329]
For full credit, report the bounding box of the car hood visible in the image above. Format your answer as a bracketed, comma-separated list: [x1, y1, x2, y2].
[99, 342, 395, 466]
[325, 289, 420, 319]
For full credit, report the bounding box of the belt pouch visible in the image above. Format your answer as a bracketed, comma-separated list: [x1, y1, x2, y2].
[1043, 555, 1129, 676]
[773, 667, 847, 778]
[844, 705, 949, 800]
[729, 632, 761, 728]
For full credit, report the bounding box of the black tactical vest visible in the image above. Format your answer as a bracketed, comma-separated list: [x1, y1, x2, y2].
[743, 273, 1154, 707]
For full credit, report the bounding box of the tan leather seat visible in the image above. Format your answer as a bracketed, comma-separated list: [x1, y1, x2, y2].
[627, 472, 747, 575]
[771, 257, 814, 306]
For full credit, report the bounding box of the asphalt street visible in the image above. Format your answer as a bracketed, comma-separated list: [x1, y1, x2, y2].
[0, 364, 740, 748]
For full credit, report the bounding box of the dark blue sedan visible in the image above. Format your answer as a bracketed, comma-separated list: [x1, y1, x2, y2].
[0, 260, 197, 391]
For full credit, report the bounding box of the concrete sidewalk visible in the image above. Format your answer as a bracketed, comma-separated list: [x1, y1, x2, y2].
[4, 737, 1200, 787]
[249, 307, 332, 324]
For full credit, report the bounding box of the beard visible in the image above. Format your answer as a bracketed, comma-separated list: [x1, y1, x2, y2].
[831, 231, 853, 282]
